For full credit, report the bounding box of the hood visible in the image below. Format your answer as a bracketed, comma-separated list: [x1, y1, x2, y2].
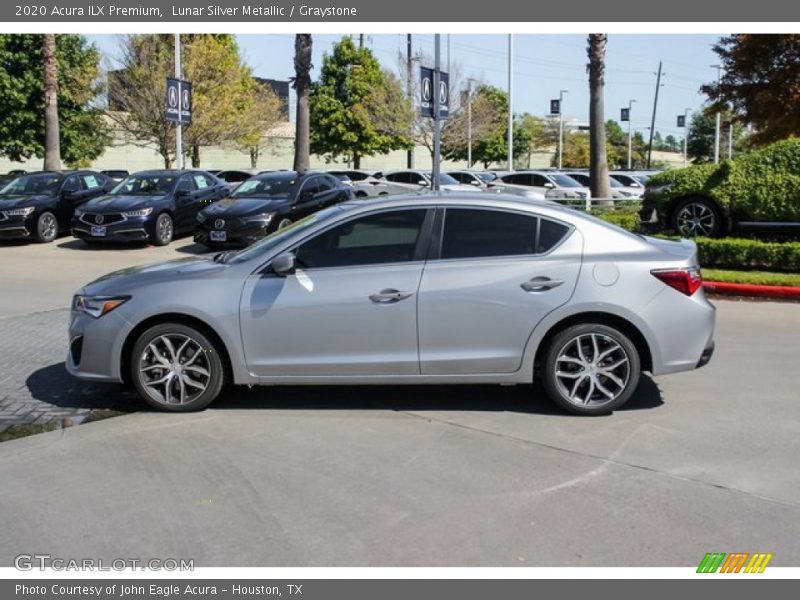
[81, 194, 164, 212]
[201, 196, 289, 217]
[0, 194, 55, 209]
[80, 255, 226, 296]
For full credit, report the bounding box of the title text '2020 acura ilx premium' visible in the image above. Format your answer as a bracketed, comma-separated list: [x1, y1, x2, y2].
[68, 193, 715, 416]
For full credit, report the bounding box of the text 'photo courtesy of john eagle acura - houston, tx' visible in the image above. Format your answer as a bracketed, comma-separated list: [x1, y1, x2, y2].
[68, 193, 715, 416]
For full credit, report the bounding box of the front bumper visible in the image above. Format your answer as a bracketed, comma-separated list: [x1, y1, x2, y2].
[71, 215, 153, 243]
[639, 199, 663, 230]
[194, 220, 271, 247]
[0, 214, 34, 239]
[66, 309, 132, 382]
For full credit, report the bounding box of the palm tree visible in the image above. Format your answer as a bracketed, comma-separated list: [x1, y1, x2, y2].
[43, 34, 61, 171]
[587, 34, 611, 203]
[292, 34, 312, 172]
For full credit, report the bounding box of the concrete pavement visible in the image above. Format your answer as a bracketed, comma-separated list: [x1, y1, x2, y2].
[0, 299, 798, 566]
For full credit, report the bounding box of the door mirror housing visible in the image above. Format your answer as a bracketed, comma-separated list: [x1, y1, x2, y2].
[271, 253, 296, 277]
[176, 188, 191, 198]
[470, 180, 481, 186]
[418, 179, 429, 186]
[543, 182, 556, 189]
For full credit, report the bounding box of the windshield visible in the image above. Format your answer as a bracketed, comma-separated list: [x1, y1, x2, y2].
[549, 174, 583, 188]
[111, 174, 176, 196]
[633, 174, 651, 184]
[0, 173, 62, 196]
[227, 206, 344, 264]
[476, 172, 497, 183]
[429, 172, 459, 185]
[608, 177, 623, 187]
[233, 175, 298, 198]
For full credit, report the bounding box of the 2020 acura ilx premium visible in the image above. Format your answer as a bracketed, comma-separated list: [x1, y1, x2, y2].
[67, 193, 715, 416]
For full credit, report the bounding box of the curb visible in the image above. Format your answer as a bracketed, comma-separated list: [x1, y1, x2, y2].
[703, 281, 800, 300]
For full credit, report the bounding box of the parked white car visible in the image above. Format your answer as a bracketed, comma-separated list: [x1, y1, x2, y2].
[327, 169, 406, 198]
[489, 171, 591, 202]
[380, 170, 475, 193]
[562, 171, 643, 199]
[446, 170, 499, 189]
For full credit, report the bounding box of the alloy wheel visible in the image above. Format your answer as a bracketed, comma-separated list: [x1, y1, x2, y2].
[138, 334, 211, 405]
[277, 217, 293, 230]
[37, 212, 58, 242]
[675, 201, 717, 237]
[553, 333, 631, 407]
[156, 214, 173, 244]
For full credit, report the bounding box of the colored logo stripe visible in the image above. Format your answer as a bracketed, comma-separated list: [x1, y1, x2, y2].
[697, 552, 772, 573]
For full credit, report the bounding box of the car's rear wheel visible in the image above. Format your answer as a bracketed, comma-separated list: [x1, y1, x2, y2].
[152, 213, 174, 246]
[542, 323, 640, 416]
[277, 217, 293, 230]
[34, 211, 58, 243]
[130, 323, 225, 412]
[671, 197, 722, 237]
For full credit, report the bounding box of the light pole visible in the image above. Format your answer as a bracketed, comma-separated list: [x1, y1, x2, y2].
[507, 34, 514, 172]
[682, 108, 691, 167]
[728, 122, 734, 159]
[712, 64, 723, 164]
[466, 78, 477, 169]
[627, 99, 636, 169]
[432, 34, 442, 192]
[174, 33, 183, 170]
[557, 89, 567, 170]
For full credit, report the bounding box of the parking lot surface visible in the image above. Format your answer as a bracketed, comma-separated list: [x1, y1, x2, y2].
[0, 240, 798, 566]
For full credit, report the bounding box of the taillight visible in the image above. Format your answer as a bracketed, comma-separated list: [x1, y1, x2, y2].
[651, 268, 703, 296]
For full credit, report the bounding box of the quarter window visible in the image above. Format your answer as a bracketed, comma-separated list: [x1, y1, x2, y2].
[295, 209, 428, 269]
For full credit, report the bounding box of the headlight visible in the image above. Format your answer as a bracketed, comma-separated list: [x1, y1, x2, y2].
[4, 207, 35, 217]
[122, 208, 153, 218]
[72, 295, 130, 318]
[244, 212, 275, 224]
[196, 212, 207, 223]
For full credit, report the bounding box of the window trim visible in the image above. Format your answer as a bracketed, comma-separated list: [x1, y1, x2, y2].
[429, 206, 574, 263]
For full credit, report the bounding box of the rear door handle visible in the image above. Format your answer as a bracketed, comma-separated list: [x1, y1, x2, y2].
[369, 289, 414, 303]
[521, 277, 564, 292]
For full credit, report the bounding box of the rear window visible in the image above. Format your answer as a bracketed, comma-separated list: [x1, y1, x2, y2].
[441, 209, 570, 259]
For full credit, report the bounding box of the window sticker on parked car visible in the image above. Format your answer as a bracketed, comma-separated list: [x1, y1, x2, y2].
[194, 175, 209, 189]
[83, 175, 99, 188]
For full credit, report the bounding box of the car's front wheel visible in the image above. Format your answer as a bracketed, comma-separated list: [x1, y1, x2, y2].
[671, 197, 723, 237]
[152, 213, 174, 246]
[541, 323, 641, 416]
[276, 217, 293, 230]
[34, 211, 59, 243]
[130, 323, 225, 412]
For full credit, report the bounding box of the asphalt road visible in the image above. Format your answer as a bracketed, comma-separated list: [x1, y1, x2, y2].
[0, 239, 799, 567]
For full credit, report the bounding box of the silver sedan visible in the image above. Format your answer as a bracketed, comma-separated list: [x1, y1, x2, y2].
[67, 193, 715, 415]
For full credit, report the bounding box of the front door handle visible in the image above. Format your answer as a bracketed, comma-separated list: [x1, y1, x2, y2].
[369, 289, 414, 303]
[521, 277, 564, 292]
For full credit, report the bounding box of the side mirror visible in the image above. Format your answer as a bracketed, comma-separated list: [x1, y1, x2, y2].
[544, 182, 556, 189]
[176, 188, 190, 198]
[271, 253, 296, 277]
[418, 179, 429, 186]
[470, 180, 481, 186]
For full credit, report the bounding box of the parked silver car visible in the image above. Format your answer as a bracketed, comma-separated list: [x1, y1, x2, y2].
[67, 193, 715, 415]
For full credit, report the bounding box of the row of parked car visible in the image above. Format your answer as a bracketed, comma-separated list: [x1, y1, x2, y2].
[0, 166, 656, 248]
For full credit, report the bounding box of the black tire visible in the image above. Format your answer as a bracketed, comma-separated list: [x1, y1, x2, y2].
[152, 212, 174, 246]
[671, 196, 723, 237]
[276, 217, 293, 230]
[34, 211, 58, 243]
[130, 323, 225, 412]
[541, 323, 641, 416]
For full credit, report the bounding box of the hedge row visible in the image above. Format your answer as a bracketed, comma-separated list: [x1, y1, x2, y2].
[593, 209, 800, 272]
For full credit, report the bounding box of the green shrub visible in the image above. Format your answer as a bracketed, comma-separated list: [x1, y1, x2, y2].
[594, 208, 641, 232]
[695, 237, 800, 272]
[646, 138, 800, 222]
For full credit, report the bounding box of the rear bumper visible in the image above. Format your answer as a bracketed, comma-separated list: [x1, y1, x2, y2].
[696, 340, 714, 369]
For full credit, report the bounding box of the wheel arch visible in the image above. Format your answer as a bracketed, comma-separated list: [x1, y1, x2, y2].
[533, 311, 653, 376]
[120, 313, 233, 385]
[667, 194, 730, 234]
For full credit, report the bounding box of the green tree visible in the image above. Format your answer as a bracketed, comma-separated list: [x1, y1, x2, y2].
[441, 84, 529, 168]
[310, 37, 412, 168]
[518, 113, 555, 168]
[183, 35, 259, 167]
[557, 131, 590, 168]
[233, 81, 284, 168]
[687, 107, 749, 163]
[703, 34, 800, 145]
[664, 134, 679, 152]
[0, 34, 109, 167]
